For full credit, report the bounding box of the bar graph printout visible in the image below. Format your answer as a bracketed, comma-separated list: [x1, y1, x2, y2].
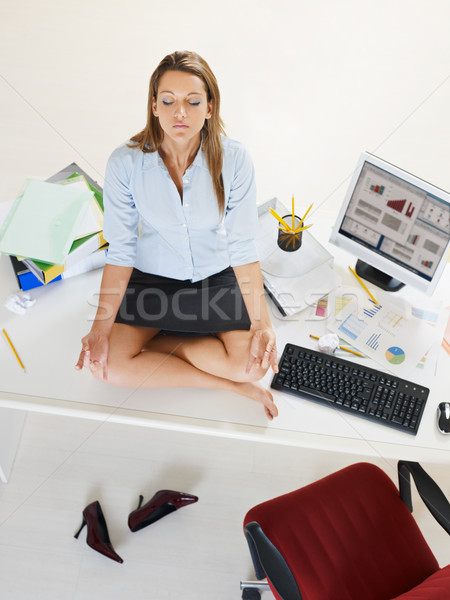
[329, 290, 443, 382]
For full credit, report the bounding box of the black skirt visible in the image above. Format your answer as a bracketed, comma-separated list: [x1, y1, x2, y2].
[115, 266, 251, 334]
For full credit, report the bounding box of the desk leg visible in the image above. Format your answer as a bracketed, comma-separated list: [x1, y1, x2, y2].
[0, 407, 26, 483]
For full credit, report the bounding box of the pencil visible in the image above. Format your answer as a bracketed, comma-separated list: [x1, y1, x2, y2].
[292, 195, 295, 231]
[293, 223, 314, 234]
[348, 266, 378, 304]
[2, 328, 25, 371]
[299, 203, 313, 226]
[270, 208, 292, 232]
[309, 334, 364, 358]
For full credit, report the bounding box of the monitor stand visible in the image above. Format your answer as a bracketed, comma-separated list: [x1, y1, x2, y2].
[355, 259, 405, 292]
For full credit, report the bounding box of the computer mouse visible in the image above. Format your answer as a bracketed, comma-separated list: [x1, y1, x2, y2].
[437, 402, 450, 435]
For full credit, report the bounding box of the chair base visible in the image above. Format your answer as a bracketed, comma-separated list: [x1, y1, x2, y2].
[242, 589, 261, 600]
[240, 579, 270, 599]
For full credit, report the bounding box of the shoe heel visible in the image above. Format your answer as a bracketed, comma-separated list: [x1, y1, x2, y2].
[74, 516, 87, 539]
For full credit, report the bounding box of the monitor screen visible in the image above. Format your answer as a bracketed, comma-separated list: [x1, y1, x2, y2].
[329, 153, 450, 295]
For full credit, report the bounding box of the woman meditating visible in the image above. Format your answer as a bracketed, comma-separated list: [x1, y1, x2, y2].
[75, 50, 279, 419]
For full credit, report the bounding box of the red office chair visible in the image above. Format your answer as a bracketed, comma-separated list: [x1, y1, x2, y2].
[242, 461, 450, 600]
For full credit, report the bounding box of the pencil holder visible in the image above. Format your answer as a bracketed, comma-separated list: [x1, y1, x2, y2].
[277, 215, 303, 252]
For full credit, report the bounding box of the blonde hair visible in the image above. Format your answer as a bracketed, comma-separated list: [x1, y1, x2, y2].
[129, 51, 226, 215]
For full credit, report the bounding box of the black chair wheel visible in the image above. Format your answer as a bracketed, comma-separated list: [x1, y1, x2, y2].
[242, 588, 261, 600]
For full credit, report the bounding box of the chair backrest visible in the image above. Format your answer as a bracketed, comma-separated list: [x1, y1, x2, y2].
[244, 462, 439, 600]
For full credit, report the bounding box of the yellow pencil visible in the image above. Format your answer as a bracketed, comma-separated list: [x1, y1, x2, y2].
[294, 209, 313, 231]
[270, 208, 292, 232]
[348, 266, 378, 304]
[299, 203, 313, 226]
[309, 334, 364, 358]
[2, 328, 25, 371]
[294, 223, 314, 234]
[292, 195, 295, 231]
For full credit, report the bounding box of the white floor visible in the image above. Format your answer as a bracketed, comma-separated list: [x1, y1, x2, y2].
[0, 412, 448, 600]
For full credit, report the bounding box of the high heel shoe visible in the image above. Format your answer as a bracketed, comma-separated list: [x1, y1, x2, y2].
[128, 489, 198, 532]
[74, 500, 124, 563]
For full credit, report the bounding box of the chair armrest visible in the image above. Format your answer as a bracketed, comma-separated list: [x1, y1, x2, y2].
[244, 521, 302, 600]
[398, 460, 450, 535]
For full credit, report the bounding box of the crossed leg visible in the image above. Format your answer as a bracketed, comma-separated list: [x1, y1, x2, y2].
[93, 324, 278, 419]
[145, 329, 268, 381]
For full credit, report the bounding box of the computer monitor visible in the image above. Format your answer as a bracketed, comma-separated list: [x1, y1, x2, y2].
[329, 152, 450, 295]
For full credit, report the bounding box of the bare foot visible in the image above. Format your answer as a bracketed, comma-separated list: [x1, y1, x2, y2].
[234, 381, 279, 420]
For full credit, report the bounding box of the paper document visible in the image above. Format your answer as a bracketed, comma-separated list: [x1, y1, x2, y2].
[328, 289, 444, 382]
[309, 291, 446, 383]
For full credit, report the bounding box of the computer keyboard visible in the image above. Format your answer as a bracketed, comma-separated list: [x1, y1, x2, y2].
[271, 343, 429, 435]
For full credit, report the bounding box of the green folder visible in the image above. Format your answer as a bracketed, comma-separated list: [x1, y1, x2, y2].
[0, 179, 93, 265]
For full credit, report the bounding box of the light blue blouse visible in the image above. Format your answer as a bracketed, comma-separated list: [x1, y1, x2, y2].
[103, 136, 259, 283]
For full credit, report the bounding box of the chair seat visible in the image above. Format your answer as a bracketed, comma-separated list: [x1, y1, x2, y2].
[392, 565, 450, 599]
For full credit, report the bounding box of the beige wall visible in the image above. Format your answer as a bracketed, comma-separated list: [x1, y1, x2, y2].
[1, 0, 449, 216]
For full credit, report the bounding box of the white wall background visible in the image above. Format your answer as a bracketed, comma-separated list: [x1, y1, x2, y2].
[1, 0, 449, 221]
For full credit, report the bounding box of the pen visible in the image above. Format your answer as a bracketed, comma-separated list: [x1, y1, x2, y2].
[348, 265, 378, 305]
[2, 328, 25, 371]
[309, 334, 365, 358]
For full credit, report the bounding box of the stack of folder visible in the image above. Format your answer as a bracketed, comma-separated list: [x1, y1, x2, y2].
[0, 163, 108, 291]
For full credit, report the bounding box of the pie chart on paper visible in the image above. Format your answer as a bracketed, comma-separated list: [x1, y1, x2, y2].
[385, 346, 406, 365]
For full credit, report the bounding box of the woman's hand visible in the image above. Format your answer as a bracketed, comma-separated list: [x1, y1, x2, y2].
[245, 326, 279, 375]
[75, 330, 109, 380]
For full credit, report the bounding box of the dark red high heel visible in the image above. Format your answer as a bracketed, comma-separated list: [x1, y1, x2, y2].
[74, 500, 123, 563]
[128, 489, 198, 532]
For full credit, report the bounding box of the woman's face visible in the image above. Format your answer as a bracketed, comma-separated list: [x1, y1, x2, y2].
[152, 70, 212, 145]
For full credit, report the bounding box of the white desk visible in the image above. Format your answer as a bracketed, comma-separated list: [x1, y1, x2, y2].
[1, 213, 449, 478]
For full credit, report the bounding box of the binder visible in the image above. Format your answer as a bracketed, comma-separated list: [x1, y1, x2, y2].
[18, 163, 106, 283]
[22, 231, 107, 284]
[10, 248, 107, 291]
[6, 162, 107, 289]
